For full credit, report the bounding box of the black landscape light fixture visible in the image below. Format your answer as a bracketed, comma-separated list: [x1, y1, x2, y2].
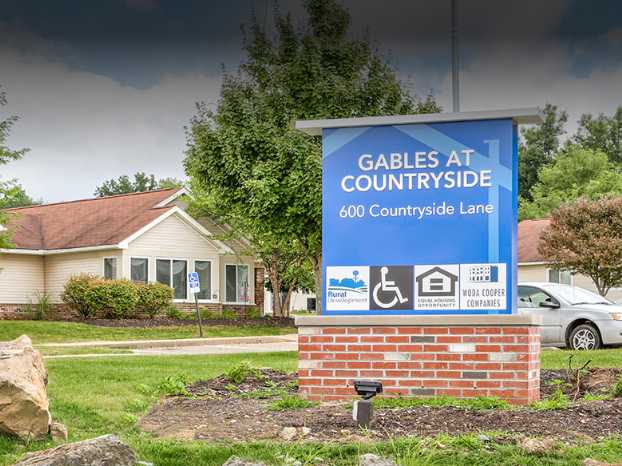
[352, 380, 383, 428]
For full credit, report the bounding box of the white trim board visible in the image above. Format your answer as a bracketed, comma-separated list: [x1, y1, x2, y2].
[295, 108, 543, 136]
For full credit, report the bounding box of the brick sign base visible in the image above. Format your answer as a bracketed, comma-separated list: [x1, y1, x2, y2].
[296, 315, 541, 405]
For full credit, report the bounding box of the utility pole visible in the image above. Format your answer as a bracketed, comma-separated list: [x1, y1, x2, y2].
[451, 0, 460, 113]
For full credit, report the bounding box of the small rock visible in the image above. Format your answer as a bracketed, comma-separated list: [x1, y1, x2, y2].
[521, 437, 556, 454]
[50, 421, 68, 441]
[583, 460, 622, 466]
[14, 434, 136, 466]
[222, 457, 267, 466]
[359, 453, 398, 466]
[280, 427, 297, 441]
[300, 427, 311, 437]
[477, 434, 491, 442]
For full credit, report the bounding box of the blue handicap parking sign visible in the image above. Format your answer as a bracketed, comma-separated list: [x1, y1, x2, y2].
[188, 272, 201, 293]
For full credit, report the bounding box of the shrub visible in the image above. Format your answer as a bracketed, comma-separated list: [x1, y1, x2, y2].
[157, 375, 190, 396]
[84, 279, 140, 319]
[166, 306, 183, 320]
[137, 282, 173, 318]
[225, 361, 260, 384]
[33, 291, 51, 321]
[199, 309, 221, 320]
[612, 375, 622, 398]
[222, 309, 238, 320]
[530, 388, 570, 410]
[61, 274, 98, 318]
[246, 307, 261, 319]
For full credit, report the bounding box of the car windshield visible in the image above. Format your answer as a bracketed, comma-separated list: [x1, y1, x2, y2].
[548, 285, 612, 305]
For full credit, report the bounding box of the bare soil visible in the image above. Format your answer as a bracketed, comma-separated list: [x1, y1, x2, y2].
[139, 368, 622, 443]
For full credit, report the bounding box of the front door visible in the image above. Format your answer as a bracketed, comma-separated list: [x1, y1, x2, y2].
[518, 285, 562, 344]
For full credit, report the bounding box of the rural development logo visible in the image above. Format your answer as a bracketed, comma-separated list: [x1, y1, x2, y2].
[326, 266, 370, 311]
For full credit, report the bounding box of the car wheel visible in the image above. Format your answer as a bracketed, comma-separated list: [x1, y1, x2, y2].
[569, 324, 602, 350]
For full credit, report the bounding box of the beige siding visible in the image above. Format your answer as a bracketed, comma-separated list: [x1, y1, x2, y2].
[127, 213, 222, 303]
[220, 255, 256, 306]
[0, 254, 45, 303]
[518, 264, 547, 282]
[45, 250, 123, 303]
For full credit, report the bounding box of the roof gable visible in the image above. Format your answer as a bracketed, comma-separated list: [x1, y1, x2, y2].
[518, 218, 550, 263]
[4, 189, 182, 251]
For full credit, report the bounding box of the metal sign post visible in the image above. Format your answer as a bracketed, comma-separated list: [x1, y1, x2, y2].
[188, 272, 203, 338]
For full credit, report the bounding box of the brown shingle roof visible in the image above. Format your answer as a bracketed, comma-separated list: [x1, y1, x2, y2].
[4, 188, 181, 251]
[518, 218, 550, 263]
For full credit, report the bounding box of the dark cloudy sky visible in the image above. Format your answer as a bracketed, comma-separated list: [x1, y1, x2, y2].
[1, 0, 621, 201]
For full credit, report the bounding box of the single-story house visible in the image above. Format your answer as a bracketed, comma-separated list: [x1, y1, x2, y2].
[518, 218, 622, 301]
[0, 188, 263, 318]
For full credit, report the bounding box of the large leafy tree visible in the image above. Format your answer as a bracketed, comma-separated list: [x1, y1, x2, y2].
[574, 106, 622, 164]
[185, 0, 439, 312]
[520, 146, 622, 220]
[0, 85, 29, 248]
[539, 196, 622, 296]
[94, 172, 184, 197]
[0, 180, 40, 208]
[518, 104, 567, 201]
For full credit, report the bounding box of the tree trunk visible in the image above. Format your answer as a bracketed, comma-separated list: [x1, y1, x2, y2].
[311, 254, 322, 313]
[282, 288, 294, 317]
[267, 259, 284, 317]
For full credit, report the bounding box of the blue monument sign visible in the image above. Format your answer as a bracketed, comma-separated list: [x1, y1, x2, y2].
[297, 109, 542, 316]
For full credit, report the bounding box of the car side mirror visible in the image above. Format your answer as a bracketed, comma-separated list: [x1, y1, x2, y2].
[539, 301, 560, 309]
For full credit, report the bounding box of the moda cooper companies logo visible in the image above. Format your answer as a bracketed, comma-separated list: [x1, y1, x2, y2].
[326, 266, 370, 311]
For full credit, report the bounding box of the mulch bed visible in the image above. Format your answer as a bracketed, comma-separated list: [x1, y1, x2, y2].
[79, 317, 295, 328]
[139, 368, 622, 443]
[187, 369, 297, 397]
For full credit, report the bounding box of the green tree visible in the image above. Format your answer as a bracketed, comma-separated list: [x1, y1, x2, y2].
[185, 0, 439, 311]
[0, 180, 40, 208]
[539, 197, 622, 296]
[0, 85, 29, 248]
[520, 146, 622, 220]
[518, 104, 567, 201]
[574, 106, 622, 164]
[94, 172, 184, 197]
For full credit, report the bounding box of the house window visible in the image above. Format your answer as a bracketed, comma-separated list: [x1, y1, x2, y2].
[548, 269, 572, 285]
[130, 258, 148, 283]
[103, 257, 117, 280]
[225, 264, 250, 303]
[156, 259, 188, 300]
[194, 260, 212, 300]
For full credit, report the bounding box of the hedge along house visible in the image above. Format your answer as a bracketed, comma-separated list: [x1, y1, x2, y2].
[518, 218, 622, 302]
[0, 188, 264, 318]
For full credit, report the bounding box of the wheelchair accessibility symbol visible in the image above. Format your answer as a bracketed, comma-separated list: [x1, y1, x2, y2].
[370, 266, 413, 310]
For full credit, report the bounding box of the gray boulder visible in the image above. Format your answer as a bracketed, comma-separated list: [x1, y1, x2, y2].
[14, 434, 137, 466]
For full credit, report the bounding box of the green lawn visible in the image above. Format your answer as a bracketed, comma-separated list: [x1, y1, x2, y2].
[541, 347, 622, 369]
[39, 347, 133, 356]
[0, 321, 295, 344]
[2, 349, 622, 465]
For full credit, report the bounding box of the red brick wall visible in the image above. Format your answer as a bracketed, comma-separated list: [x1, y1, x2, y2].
[298, 324, 540, 405]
